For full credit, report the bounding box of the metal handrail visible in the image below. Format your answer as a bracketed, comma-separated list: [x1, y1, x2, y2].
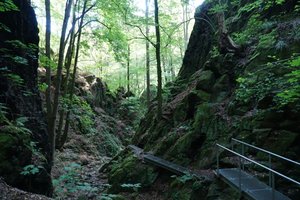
[216, 143, 300, 186]
[232, 138, 300, 166]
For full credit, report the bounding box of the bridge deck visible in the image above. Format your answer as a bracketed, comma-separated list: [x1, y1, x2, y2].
[143, 153, 189, 175]
[128, 145, 203, 179]
[128, 145, 190, 175]
[217, 168, 291, 200]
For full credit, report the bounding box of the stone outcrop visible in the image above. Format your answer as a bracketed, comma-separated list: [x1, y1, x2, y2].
[0, 0, 52, 196]
[178, 2, 214, 79]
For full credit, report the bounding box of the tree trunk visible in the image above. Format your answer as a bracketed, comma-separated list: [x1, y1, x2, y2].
[56, 2, 77, 147]
[45, 0, 52, 133]
[60, 0, 87, 148]
[169, 50, 175, 80]
[136, 72, 139, 94]
[162, 53, 168, 84]
[181, 0, 189, 50]
[48, 0, 73, 164]
[127, 44, 130, 92]
[145, 0, 151, 108]
[154, 0, 162, 119]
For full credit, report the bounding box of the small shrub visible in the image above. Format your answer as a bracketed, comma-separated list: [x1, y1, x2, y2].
[20, 165, 43, 176]
[53, 162, 97, 197]
[275, 40, 288, 51]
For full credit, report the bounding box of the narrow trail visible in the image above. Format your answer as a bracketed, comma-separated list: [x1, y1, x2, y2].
[52, 140, 111, 199]
[51, 107, 132, 199]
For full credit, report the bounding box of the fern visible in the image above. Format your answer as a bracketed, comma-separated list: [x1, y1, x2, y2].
[0, 0, 19, 12]
[275, 40, 288, 51]
[0, 22, 11, 32]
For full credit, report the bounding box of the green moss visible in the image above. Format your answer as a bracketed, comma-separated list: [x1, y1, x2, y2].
[195, 90, 211, 102]
[170, 187, 192, 200]
[144, 121, 173, 150]
[193, 103, 214, 130]
[168, 175, 210, 200]
[0, 125, 31, 185]
[263, 130, 298, 155]
[206, 180, 240, 200]
[108, 154, 158, 193]
[166, 132, 194, 162]
[195, 70, 215, 92]
[153, 131, 180, 155]
[98, 130, 122, 157]
[173, 102, 189, 123]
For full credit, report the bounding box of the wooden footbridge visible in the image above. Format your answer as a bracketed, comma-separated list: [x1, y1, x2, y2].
[129, 138, 299, 200]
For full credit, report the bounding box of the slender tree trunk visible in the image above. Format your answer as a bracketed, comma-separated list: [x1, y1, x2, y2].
[169, 50, 175, 80]
[127, 44, 130, 92]
[136, 72, 139, 94]
[48, 0, 73, 163]
[56, 2, 77, 147]
[59, 111, 70, 149]
[182, 3, 187, 49]
[184, 3, 189, 48]
[60, 0, 87, 147]
[135, 55, 140, 94]
[154, 0, 162, 119]
[145, 0, 151, 108]
[45, 0, 52, 133]
[182, 0, 189, 50]
[162, 53, 168, 84]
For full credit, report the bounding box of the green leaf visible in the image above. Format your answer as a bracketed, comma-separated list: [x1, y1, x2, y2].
[290, 57, 300, 67]
[0, 22, 11, 32]
[0, 0, 19, 12]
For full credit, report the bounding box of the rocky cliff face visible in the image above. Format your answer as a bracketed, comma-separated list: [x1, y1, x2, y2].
[0, 0, 52, 196]
[107, 0, 300, 199]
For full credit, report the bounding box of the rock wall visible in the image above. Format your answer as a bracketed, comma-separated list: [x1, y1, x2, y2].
[107, 0, 300, 199]
[178, 2, 214, 79]
[0, 0, 52, 196]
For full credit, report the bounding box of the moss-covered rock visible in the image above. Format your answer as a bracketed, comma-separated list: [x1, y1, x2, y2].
[195, 70, 216, 92]
[206, 180, 240, 200]
[167, 174, 212, 200]
[108, 154, 158, 193]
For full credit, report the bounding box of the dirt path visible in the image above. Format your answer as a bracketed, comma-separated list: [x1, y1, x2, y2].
[52, 133, 111, 199]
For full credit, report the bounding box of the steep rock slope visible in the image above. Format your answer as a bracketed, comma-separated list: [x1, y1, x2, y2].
[0, 0, 52, 196]
[107, 0, 300, 199]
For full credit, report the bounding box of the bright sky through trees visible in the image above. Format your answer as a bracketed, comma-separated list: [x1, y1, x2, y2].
[31, 0, 206, 93]
[194, 0, 205, 6]
[135, 0, 205, 10]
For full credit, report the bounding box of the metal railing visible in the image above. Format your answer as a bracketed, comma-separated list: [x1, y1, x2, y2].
[216, 141, 300, 200]
[231, 138, 300, 188]
[232, 138, 300, 166]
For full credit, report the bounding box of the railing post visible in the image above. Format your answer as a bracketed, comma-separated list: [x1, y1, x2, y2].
[272, 172, 275, 200]
[238, 156, 242, 193]
[217, 145, 220, 176]
[269, 154, 272, 186]
[242, 143, 245, 170]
